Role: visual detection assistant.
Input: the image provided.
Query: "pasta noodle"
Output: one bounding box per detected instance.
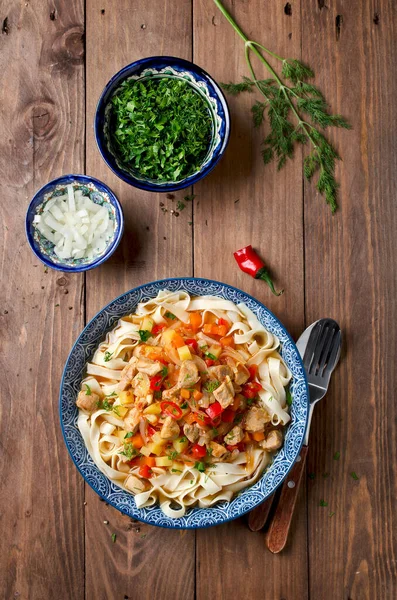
[76,290,292,518]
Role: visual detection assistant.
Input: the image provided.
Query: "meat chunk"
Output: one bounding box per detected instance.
[243,406,270,432]
[178,360,200,388]
[136,357,162,377]
[224,425,244,446]
[125,474,147,493]
[198,429,215,446]
[233,363,250,385]
[213,376,235,409]
[131,372,150,397]
[123,408,141,433]
[260,430,283,452]
[183,423,200,443]
[209,441,228,458]
[117,358,138,391]
[160,416,180,439]
[76,390,99,412]
[207,364,233,382]
[216,421,234,436]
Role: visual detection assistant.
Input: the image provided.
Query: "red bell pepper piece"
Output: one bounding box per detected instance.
[234,245,283,296]
[241,382,263,399]
[139,464,153,479]
[185,338,198,351]
[205,401,223,421]
[205,358,215,367]
[191,443,207,459]
[221,409,235,423]
[150,374,163,391]
[152,323,166,335]
[147,425,157,437]
[217,317,229,328]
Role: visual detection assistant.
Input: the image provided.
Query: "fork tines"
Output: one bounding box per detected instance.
[303,319,341,379]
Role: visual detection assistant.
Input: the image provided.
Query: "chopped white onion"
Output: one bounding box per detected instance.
[34,184,115,262]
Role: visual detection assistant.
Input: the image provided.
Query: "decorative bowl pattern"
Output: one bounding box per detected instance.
[60,278,309,529]
[25,174,124,273]
[95,56,231,192]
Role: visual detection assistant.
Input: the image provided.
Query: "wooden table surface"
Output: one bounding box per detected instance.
[1,1,396,598]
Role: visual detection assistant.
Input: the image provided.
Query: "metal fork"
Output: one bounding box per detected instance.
[265,318,342,552]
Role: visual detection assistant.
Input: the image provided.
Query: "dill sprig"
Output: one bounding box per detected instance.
[214,0,351,212]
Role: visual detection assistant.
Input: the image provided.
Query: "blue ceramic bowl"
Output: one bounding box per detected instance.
[60,278,309,529]
[25,174,124,273]
[94,56,231,192]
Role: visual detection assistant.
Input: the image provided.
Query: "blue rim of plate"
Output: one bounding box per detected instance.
[94,56,231,192]
[25,174,124,273]
[59,278,309,529]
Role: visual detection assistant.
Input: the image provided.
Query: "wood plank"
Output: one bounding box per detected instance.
[302,0,397,598]
[84,2,195,599]
[194,1,308,598]
[0,1,85,598]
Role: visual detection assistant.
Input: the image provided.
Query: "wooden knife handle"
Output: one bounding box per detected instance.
[247,493,275,531]
[265,445,308,553]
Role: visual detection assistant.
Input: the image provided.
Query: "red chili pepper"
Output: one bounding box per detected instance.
[150,374,163,391]
[242,381,263,399]
[233,245,283,296]
[185,338,198,351]
[221,409,235,423]
[191,443,207,459]
[152,323,166,335]
[139,464,153,479]
[205,401,224,421]
[211,414,222,428]
[160,401,183,419]
[147,425,157,437]
[205,358,215,367]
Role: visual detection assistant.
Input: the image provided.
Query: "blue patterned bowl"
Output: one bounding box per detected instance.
[60,278,309,528]
[94,56,231,192]
[25,174,124,273]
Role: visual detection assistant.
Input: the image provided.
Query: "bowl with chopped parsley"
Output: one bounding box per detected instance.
[95,56,230,192]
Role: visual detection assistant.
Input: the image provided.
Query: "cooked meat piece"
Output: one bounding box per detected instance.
[207,364,233,381]
[160,416,180,439]
[233,362,250,385]
[117,358,138,391]
[216,421,234,436]
[183,423,200,443]
[178,360,200,388]
[209,441,228,458]
[213,376,235,409]
[131,372,150,397]
[162,360,199,400]
[224,425,244,445]
[243,406,270,432]
[76,390,99,412]
[198,429,215,446]
[198,390,212,408]
[125,474,147,493]
[136,357,162,377]
[123,408,141,433]
[260,430,283,452]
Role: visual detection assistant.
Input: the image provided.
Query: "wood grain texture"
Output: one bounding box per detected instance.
[0,1,85,598]
[302,0,397,598]
[84,2,195,599]
[248,493,275,532]
[193,2,307,599]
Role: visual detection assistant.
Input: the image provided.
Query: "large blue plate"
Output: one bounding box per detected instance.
[60,278,309,528]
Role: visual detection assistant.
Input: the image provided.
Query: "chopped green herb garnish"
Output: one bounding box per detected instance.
[140,533,147,538]
[190,480,193,484]
[203,380,220,393]
[104,351,113,362]
[212,428,219,436]
[138,330,152,342]
[171,468,182,473]
[160,366,168,377]
[234,414,243,424]
[176,200,186,211]
[200,345,209,352]
[96,399,120,416]
[105,392,117,398]
[168,450,179,460]
[109,77,213,182]
[55,303,60,307]
[111,533,117,543]
[84,384,92,396]
[333,451,340,461]
[322,473,330,479]
[124,432,133,439]
[165,311,176,320]
[350,472,359,481]
[319,499,328,507]
[121,443,138,460]
[180,436,187,443]
[246,398,254,406]
[180,402,188,409]
[194,461,206,472]
[154,390,162,400]
[207,447,213,456]
[205,352,217,361]
[286,388,293,406]
[184,194,196,202]
[308,473,315,480]
[329,512,335,517]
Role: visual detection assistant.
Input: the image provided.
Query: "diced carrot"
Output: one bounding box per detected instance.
[172,333,185,348]
[193,390,203,401]
[184,460,195,467]
[220,335,235,348]
[231,396,241,411]
[203,323,215,335]
[189,312,202,330]
[141,456,156,467]
[252,431,265,442]
[180,389,190,400]
[214,325,228,337]
[217,318,229,327]
[130,433,144,448]
[243,432,251,443]
[184,412,197,425]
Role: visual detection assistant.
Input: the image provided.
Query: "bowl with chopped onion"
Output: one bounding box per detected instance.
[25,174,124,272]
[95,56,231,192]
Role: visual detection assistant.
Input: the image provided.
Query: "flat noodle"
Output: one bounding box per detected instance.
[76,290,292,518]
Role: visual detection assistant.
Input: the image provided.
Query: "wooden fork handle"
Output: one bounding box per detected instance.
[265,445,308,553]
[248,493,275,531]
